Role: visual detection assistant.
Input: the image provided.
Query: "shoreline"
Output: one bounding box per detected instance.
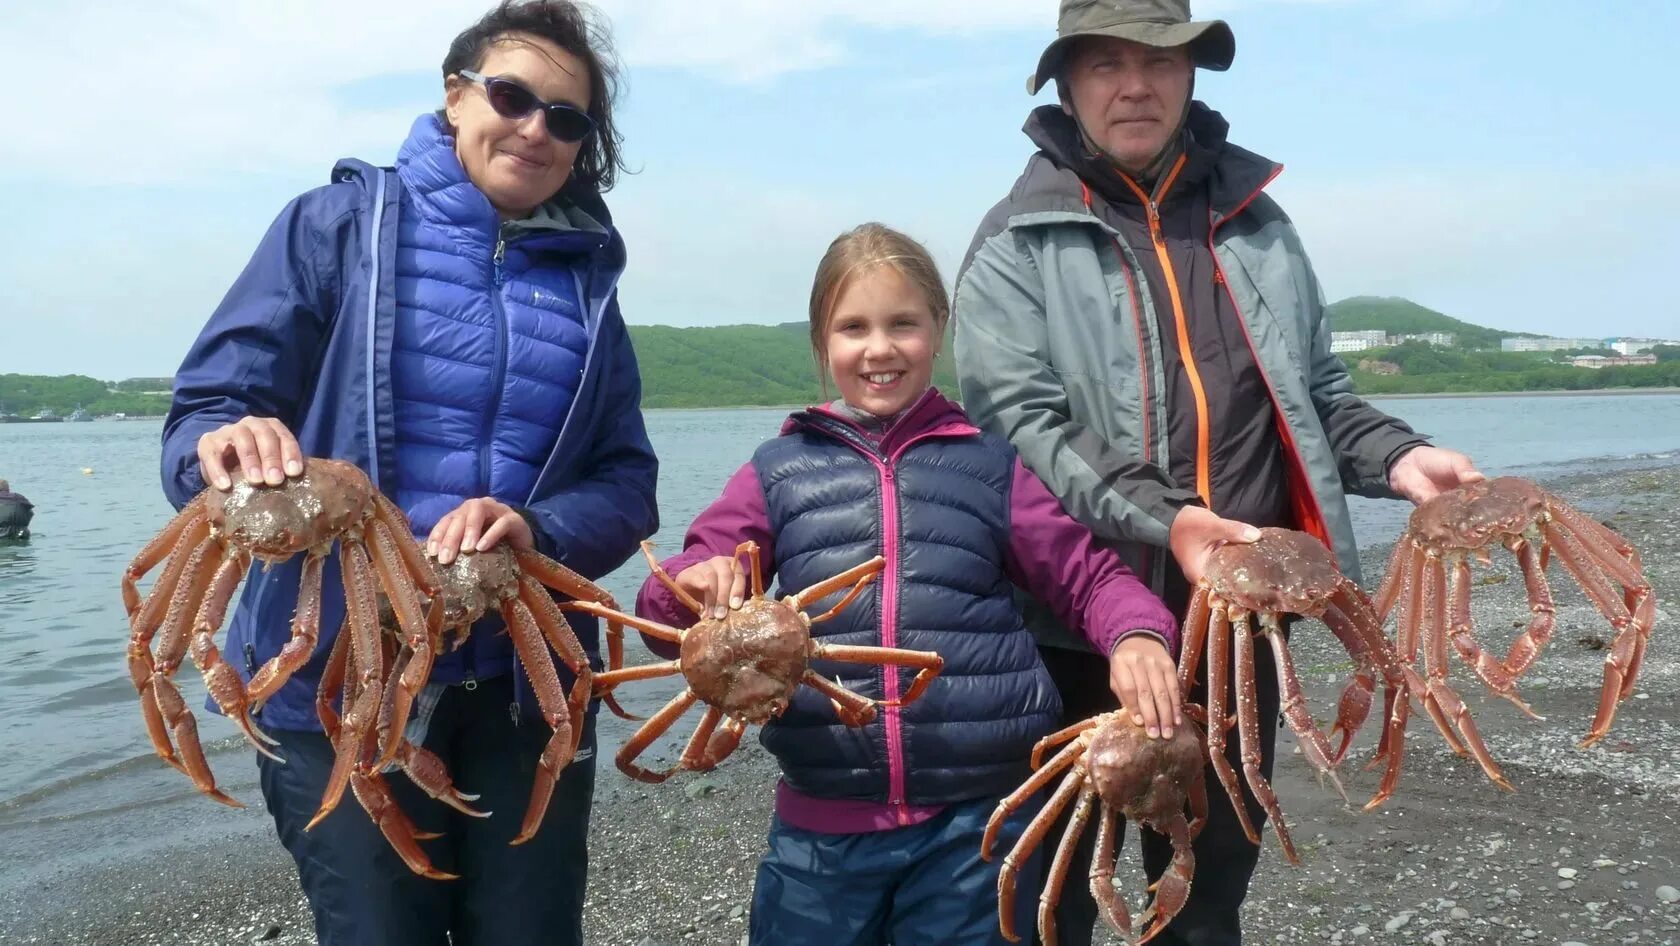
[5,457,1678,945]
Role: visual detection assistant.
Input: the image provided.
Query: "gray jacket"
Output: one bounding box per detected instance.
[954,104,1425,647]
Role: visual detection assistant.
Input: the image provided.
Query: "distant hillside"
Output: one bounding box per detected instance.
[627,322,957,409]
[1326,296,1529,351]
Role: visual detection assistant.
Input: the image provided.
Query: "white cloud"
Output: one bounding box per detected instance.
[0,0,1425,181]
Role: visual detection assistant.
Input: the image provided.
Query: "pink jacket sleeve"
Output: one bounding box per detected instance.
[634,463,774,658]
[1003,458,1180,656]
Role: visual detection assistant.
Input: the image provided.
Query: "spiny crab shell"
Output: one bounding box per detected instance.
[435,545,523,629]
[208,458,372,562]
[1203,527,1343,615]
[1087,713,1207,825]
[678,598,810,724]
[1407,476,1548,551]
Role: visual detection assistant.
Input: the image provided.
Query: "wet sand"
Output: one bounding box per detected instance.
[4,461,1676,946]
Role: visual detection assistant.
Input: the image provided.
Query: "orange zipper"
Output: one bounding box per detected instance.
[1117,155,1212,506]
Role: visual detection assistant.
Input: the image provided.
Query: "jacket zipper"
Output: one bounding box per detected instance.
[1117,156,1212,507]
[478,235,509,492]
[810,410,963,823]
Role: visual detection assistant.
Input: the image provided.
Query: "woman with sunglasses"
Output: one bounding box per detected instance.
[157,3,656,943]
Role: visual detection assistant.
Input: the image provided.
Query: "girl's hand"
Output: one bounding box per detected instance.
[427,498,534,565]
[1108,634,1182,740]
[196,417,303,490]
[674,555,748,620]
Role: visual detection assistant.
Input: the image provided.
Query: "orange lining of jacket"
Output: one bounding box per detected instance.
[1113,155,1212,506]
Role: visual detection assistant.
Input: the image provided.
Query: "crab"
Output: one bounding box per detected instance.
[1374,476,1656,772]
[1172,527,1448,859]
[561,541,945,782]
[304,543,622,876]
[982,711,1209,946]
[122,458,438,807]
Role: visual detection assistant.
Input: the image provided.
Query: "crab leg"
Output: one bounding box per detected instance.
[1414,555,1470,757]
[788,557,886,615]
[1135,815,1195,945]
[1419,555,1513,791]
[520,577,595,754]
[190,544,279,757]
[122,494,210,617]
[809,643,943,706]
[995,761,1087,944]
[732,540,766,600]
[367,521,437,769]
[1088,806,1132,939]
[309,543,385,828]
[1203,600,1260,846]
[1030,717,1100,769]
[638,541,705,616]
[503,595,578,845]
[1444,551,1540,718]
[1231,609,1298,864]
[1321,594,1413,810]
[390,738,487,818]
[801,669,878,726]
[1176,588,1211,698]
[1500,536,1557,679]
[349,771,456,881]
[127,514,212,775]
[1548,503,1656,701]
[514,548,624,672]
[983,735,1087,859]
[316,617,352,737]
[247,546,327,704]
[1258,612,1346,802]
[615,688,700,783]
[592,659,683,691]
[1037,784,1099,946]
[1544,521,1656,745]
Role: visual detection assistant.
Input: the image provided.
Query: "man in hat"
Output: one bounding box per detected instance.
[953,1,1483,942]
[0,479,34,540]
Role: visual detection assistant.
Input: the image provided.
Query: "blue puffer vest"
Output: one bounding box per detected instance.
[754,407,1061,807]
[387,116,599,682]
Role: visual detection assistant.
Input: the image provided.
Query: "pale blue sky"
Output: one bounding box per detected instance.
[3,0,1676,379]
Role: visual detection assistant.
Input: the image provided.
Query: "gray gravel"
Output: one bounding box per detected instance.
[3,461,1675,945]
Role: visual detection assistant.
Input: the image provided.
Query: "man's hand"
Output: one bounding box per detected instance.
[1109,635,1182,739]
[673,556,748,620]
[1388,446,1484,506]
[1167,505,1260,585]
[196,417,303,490]
[427,498,535,565]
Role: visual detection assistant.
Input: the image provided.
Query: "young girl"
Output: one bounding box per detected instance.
[634,223,1180,945]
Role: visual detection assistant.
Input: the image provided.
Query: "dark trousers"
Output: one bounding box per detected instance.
[258,674,596,946]
[749,794,1044,946]
[1036,640,1282,946]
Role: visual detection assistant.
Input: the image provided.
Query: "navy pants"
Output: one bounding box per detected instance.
[1037,640,1283,946]
[749,794,1043,945]
[258,674,596,946]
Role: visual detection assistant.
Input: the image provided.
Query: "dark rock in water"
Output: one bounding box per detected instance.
[257,924,281,941]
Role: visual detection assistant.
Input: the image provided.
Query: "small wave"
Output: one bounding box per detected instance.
[0,734,247,813]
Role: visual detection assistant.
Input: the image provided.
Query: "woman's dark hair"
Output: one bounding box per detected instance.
[442,0,626,194]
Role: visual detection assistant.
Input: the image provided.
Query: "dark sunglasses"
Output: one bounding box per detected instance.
[458,70,596,143]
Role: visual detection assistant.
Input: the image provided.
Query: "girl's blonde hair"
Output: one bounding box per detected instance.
[807,223,950,381]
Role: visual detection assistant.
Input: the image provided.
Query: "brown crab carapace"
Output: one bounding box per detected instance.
[1376,476,1656,760]
[122,459,438,808]
[983,711,1208,946]
[305,544,621,877]
[562,541,945,783]
[1174,527,1447,859]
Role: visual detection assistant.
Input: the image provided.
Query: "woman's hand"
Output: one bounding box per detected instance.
[1388,446,1484,505]
[196,417,303,490]
[1108,634,1182,740]
[427,498,535,565]
[673,555,748,620]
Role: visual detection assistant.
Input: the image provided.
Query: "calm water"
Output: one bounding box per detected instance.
[0,395,1676,812]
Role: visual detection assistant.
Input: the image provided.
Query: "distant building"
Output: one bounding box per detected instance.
[1329,330,1391,354]
[1571,354,1657,369]
[1398,332,1455,347]
[1608,338,1677,356]
[1502,337,1602,353]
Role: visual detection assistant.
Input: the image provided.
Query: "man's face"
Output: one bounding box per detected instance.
[1060,36,1194,174]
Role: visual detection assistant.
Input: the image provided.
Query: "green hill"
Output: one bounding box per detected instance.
[627,322,957,409]
[1325,296,1528,351]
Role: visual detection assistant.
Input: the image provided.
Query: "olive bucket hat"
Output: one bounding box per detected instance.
[1027,0,1235,94]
